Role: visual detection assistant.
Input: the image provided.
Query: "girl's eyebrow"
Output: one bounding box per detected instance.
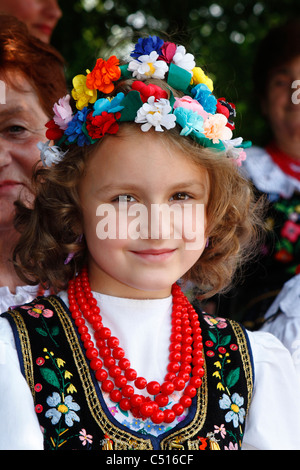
[96,180,207,194]
[0,106,26,118]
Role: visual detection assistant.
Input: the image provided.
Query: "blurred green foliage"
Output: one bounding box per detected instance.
[52,0,299,145]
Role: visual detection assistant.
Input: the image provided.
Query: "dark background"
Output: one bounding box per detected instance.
[51,0,299,146]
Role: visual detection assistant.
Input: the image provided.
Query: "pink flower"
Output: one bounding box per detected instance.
[203,113,232,143]
[174,96,209,120]
[22,304,53,319]
[235,149,246,167]
[53,94,73,130]
[281,220,300,242]
[79,429,93,446]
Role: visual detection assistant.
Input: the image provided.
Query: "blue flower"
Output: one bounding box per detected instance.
[191,83,217,114]
[93,92,125,117]
[130,35,164,59]
[174,107,205,137]
[65,107,90,146]
[219,392,246,428]
[45,392,80,427]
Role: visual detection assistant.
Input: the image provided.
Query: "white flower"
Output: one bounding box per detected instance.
[223,137,247,165]
[172,45,195,73]
[128,51,169,80]
[45,392,80,427]
[135,96,176,132]
[37,141,68,167]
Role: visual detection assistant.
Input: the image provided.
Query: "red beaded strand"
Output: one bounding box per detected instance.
[68,267,204,424]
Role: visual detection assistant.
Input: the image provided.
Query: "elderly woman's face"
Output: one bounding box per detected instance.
[0,72,48,231]
[0,0,62,43]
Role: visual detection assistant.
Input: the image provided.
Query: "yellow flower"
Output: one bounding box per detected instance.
[217,382,225,391]
[66,383,77,394]
[213,371,221,379]
[214,361,222,369]
[56,358,66,368]
[64,370,73,379]
[71,74,97,110]
[191,66,214,91]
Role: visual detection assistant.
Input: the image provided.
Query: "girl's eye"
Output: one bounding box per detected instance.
[114,195,136,203]
[170,192,191,201]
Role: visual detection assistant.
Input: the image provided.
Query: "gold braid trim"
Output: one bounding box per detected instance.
[230,320,254,414]
[7,310,36,402]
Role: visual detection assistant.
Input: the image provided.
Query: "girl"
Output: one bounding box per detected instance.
[1,35,300,450]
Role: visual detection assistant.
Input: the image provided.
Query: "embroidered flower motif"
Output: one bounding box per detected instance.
[21,303,53,319]
[128,51,169,80]
[135,96,176,132]
[92,92,125,116]
[214,424,226,439]
[203,113,233,144]
[130,35,164,59]
[203,314,227,329]
[172,45,195,74]
[224,442,239,450]
[71,74,97,111]
[281,220,300,243]
[191,66,214,91]
[37,141,67,167]
[53,94,73,130]
[219,393,246,428]
[131,81,168,103]
[45,392,80,427]
[86,110,121,139]
[65,107,91,146]
[79,429,93,446]
[173,107,205,137]
[86,56,121,94]
[191,83,217,114]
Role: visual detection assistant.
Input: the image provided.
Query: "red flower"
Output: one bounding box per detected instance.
[159,41,177,63]
[274,248,293,263]
[131,80,168,103]
[216,98,236,130]
[45,119,64,140]
[85,111,121,139]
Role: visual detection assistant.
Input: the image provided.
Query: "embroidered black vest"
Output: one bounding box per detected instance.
[3,295,254,450]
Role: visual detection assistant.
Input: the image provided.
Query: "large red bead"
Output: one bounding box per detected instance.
[125,368,137,381]
[110,389,122,403]
[140,401,154,418]
[89,357,103,371]
[101,379,114,392]
[114,375,127,388]
[161,381,175,395]
[95,368,108,382]
[119,398,131,411]
[146,381,161,395]
[134,377,147,390]
[122,385,134,397]
[151,409,165,424]
[163,409,176,423]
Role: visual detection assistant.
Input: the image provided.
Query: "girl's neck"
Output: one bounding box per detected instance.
[0,228,25,294]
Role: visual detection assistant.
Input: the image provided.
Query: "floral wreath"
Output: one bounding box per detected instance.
[38,35,250,167]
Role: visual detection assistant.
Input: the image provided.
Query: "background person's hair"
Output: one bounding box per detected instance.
[0,14,67,117]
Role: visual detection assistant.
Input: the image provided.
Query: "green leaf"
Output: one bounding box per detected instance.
[219,335,231,346]
[226,367,240,389]
[40,367,61,389]
[35,327,48,337]
[51,326,60,336]
[208,330,217,343]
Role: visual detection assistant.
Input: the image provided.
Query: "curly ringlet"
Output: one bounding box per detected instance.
[13,75,265,297]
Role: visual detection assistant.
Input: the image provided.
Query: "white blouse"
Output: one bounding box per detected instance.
[0,285,44,315]
[261,274,300,377]
[0,291,300,450]
[242,146,300,197]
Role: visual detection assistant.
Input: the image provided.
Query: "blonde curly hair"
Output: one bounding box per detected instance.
[13,77,265,298]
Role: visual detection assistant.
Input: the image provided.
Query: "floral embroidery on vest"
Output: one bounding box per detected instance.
[3,296,253,450]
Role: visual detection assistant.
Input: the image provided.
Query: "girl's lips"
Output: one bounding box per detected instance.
[0,181,23,195]
[130,248,176,261]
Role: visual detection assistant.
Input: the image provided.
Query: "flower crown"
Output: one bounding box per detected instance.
[39,35,250,167]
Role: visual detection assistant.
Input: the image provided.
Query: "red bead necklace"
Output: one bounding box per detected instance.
[67,267,204,424]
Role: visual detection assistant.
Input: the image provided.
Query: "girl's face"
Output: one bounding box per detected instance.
[0,72,49,232]
[78,128,209,299]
